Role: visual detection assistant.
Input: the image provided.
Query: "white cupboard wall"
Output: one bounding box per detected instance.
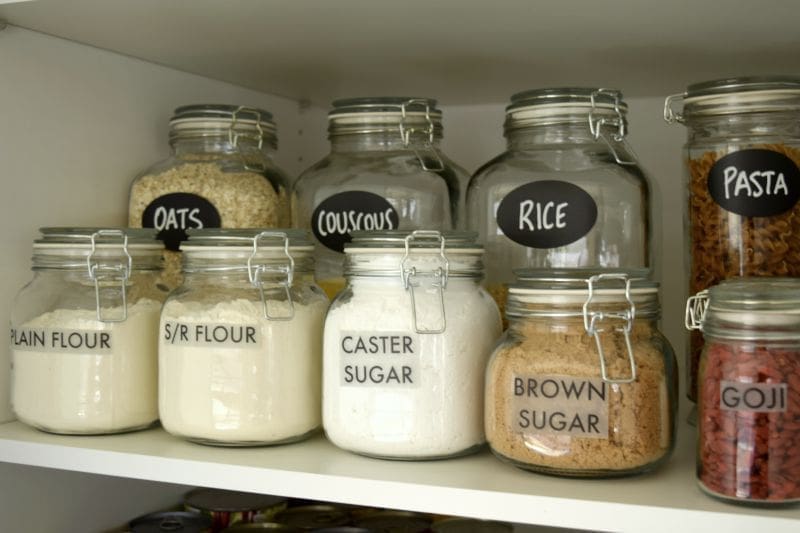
[0,1,798,531]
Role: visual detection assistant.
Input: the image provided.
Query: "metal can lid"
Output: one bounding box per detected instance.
[273,505,351,529]
[221,523,302,532]
[353,510,432,532]
[431,517,514,533]
[184,488,288,513]
[129,511,212,533]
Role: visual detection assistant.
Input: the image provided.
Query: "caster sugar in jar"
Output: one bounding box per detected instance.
[485,271,677,477]
[158,229,328,446]
[686,278,800,504]
[10,228,166,434]
[322,230,501,459]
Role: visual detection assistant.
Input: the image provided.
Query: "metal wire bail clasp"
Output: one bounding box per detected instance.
[588,88,637,166]
[247,231,295,321]
[400,230,449,334]
[230,105,267,173]
[663,93,686,124]
[398,99,444,172]
[87,230,132,323]
[685,290,709,331]
[582,273,637,384]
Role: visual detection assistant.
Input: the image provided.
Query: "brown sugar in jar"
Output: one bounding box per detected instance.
[665,76,800,402]
[485,271,677,477]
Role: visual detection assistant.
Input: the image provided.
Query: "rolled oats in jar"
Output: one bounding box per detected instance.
[129,104,291,288]
[665,76,800,402]
[485,270,677,477]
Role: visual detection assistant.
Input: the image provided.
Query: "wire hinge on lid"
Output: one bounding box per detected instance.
[87,230,132,323]
[685,290,709,331]
[248,231,295,321]
[230,105,268,173]
[398,99,445,172]
[400,230,449,334]
[582,273,637,384]
[588,88,637,166]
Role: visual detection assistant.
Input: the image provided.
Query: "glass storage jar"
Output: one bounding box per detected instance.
[129,104,291,288]
[467,88,652,318]
[10,228,166,434]
[322,230,501,459]
[485,270,677,477]
[291,97,467,297]
[686,278,800,504]
[665,76,800,403]
[159,229,328,446]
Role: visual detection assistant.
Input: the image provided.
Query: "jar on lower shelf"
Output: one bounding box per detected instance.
[485,270,677,477]
[322,230,502,459]
[10,228,167,435]
[687,278,800,504]
[158,230,328,446]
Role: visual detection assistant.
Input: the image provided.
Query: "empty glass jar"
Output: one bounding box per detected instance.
[291,97,467,297]
[467,88,652,317]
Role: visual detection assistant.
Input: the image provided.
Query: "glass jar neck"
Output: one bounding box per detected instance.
[181,268,315,287]
[170,136,276,157]
[685,112,800,143]
[505,122,606,150]
[329,131,442,153]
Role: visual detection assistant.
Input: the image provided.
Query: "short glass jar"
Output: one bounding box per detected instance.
[322,230,501,459]
[158,229,328,446]
[665,76,800,402]
[129,104,292,288]
[686,278,800,504]
[292,97,467,297]
[485,271,677,477]
[10,228,166,434]
[467,88,652,317]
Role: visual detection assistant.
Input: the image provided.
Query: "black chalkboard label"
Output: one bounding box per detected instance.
[496,181,598,249]
[141,192,221,251]
[707,149,800,217]
[311,191,399,252]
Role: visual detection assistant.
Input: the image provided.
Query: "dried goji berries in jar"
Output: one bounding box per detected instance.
[687,277,800,504]
[665,76,800,403]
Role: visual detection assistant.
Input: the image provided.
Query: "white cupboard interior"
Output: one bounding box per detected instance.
[0,1,799,531]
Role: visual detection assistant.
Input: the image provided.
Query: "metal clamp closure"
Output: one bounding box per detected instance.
[685,290,709,331]
[398,99,445,172]
[588,89,637,166]
[247,231,295,321]
[582,273,637,384]
[400,230,449,334]
[229,105,267,173]
[663,93,686,124]
[87,230,131,323]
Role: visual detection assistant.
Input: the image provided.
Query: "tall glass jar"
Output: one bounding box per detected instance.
[322,230,501,459]
[485,271,677,477]
[665,76,800,402]
[158,229,328,446]
[129,104,291,288]
[292,97,467,298]
[10,228,167,434]
[467,88,652,318]
[686,278,800,504]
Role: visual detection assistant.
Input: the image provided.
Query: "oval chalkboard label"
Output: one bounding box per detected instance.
[496,180,598,249]
[707,149,800,217]
[141,192,221,251]
[311,191,400,252]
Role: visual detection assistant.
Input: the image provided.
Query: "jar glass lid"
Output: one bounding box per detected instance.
[181,228,312,252]
[169,103,278,146]
[329,96,441,119]
[506,87,628,115]
[34,227,162,253]
[346,230,480,252]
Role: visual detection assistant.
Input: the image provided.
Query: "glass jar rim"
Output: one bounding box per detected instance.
[345,230,480,252]
[506,87,628,114]
[330,96,441,118]
[169,104,278,147]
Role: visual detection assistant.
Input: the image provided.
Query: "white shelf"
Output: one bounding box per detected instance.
[0,420,797,532]
[2,0,800,104]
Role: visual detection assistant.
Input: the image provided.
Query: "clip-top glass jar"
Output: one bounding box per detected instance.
[129,104,291,288]
[322,230,501,459]
[10,228,166,434]
[686,278,800,504]
[292,97,468,298]
[467,88,652,318]
[665,76,800,403]
[158,229,328,446]
[485,270,677,477]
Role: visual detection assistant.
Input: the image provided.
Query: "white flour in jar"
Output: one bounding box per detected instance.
[159,297,327,444]
[323,280,501,458]
[11,299,162,434]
